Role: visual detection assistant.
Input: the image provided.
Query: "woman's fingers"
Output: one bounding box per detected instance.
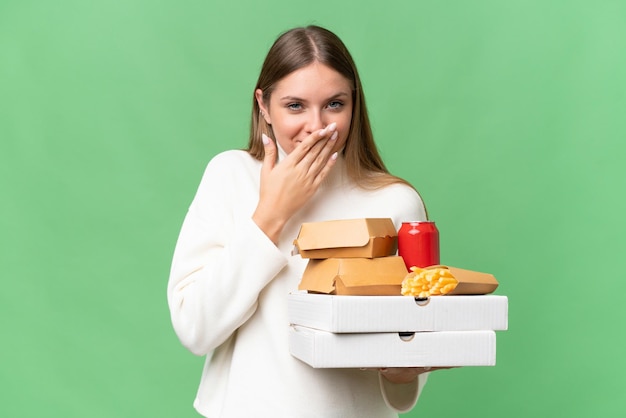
[261,133,277,176]
[378,367,454,384]
[291,125,339,182]
[312,150,338,183]
[303,130,338,178]
[290,122,337,166]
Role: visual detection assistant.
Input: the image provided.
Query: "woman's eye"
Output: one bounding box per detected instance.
[328,101,343,109]
[287,103,302,110]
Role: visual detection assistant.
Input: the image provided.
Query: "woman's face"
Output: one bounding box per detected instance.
[256,62,353,155]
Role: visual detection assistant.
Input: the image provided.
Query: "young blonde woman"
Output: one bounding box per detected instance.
[168,25,442,417]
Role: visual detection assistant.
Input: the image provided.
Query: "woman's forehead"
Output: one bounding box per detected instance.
[271,63,352,100]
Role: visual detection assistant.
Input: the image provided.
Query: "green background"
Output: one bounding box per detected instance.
[2,0,624,416]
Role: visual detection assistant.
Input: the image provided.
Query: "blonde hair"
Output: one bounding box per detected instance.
[247,25,412,190]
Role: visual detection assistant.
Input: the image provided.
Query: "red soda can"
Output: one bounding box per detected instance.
[398,221,440,271]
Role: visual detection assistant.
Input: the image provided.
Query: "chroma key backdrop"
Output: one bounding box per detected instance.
[1,1,624,417]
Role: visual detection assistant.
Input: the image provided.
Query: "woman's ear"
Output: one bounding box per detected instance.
[255,89,271,125]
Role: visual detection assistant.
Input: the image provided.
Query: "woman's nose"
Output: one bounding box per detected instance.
[305,111,325,133]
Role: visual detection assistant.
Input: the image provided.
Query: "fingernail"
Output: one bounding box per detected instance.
[327,122,337,132]
[318,128,327,137]
[331,152,338,160]
[330,131,338,141]
[262,134,270,145]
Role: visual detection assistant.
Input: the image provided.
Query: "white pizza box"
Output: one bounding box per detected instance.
[288,292,508,333]
[289,325,497,368]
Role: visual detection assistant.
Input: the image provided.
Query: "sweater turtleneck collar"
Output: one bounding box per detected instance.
[276,140,288,162]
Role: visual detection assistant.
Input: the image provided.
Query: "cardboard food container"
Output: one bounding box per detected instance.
[298,256,408,296]
[436,266,499,295]
[289,326,497,368]
[288,292,509,333]
[293,218,398,259]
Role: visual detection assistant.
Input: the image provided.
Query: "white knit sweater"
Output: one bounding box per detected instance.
[168,146,429,417]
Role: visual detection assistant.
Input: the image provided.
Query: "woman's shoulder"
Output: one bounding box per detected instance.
[206,149,257,168]
[375,181,428,221]
[375,179,421,200]
[200,149,258,176]
[196,149,259,187]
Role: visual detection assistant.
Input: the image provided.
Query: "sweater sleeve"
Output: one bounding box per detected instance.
[167,154,289,356]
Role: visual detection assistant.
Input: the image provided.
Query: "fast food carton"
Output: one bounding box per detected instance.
[298,258,500,297]
[414,265,500,296]
[288,292,508,333]
[298,256,408,296]
[446,266,499,294]
[293,218,398,259]
[288,326,496,368]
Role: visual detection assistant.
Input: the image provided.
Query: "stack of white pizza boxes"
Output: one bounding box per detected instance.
[288,218,509,369]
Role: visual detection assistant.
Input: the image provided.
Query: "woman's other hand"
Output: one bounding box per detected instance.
[378,367,456,384]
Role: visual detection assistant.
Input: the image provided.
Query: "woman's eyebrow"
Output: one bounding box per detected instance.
[279,92,350,101]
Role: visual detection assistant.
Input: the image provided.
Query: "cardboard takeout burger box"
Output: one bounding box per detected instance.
[288,292,509,333]
[298,256,408,296]
[288,326,496,368]
[293,218,398,259]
